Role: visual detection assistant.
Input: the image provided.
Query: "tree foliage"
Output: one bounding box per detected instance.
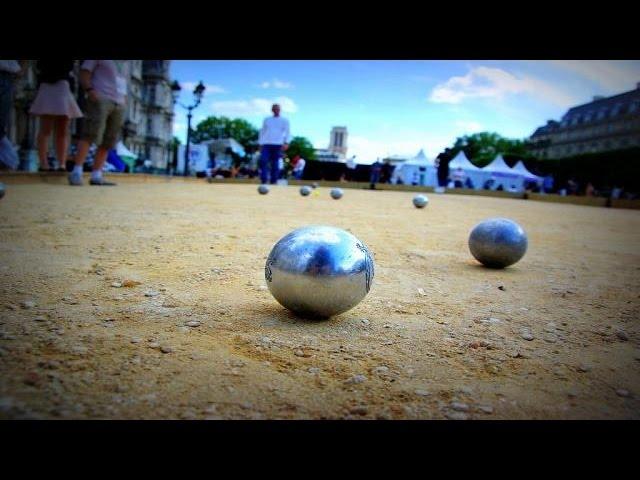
[448,132,535,167]
[285,136,317,161]
[191,116,259,154]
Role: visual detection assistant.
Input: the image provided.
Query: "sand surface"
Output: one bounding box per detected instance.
[0,180,639,419]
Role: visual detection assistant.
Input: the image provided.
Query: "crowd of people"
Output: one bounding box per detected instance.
[1,59,127,186]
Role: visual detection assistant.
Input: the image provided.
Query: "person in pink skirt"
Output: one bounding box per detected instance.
[30,60,82,172]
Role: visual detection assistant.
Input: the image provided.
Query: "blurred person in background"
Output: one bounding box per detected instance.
[30,59,82,172]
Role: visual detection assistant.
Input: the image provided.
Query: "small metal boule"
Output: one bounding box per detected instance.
[258,184,269,195]
[265,225,374,318]
[330,188,343,200]
[468,217,528,268]
[300,186,312,196]
[413,194,428,208]
[311,182,319,189]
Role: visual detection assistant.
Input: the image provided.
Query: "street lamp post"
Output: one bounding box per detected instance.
[171,80,206,176]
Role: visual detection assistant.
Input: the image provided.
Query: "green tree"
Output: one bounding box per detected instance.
[448,132,535,167]
[286,136,317,161]
[191,116,259,154]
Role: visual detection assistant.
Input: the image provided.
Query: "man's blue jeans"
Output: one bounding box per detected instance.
[260,144,281,184]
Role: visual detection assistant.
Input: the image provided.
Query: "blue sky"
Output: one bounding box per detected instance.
[170,60,640,163]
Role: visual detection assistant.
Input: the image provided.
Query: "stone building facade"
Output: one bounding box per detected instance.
[8,60,175,170]
[528,82,640,159]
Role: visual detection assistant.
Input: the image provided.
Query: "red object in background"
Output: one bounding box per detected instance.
[291,154,300,167]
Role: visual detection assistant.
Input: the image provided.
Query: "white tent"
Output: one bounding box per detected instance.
[116,141,137,160]
[393,149,437,186]
[448,151,488,189]
[483,154,525,192]
[512,160,543,182]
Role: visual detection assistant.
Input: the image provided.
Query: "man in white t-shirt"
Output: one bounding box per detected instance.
[258,103,290,184]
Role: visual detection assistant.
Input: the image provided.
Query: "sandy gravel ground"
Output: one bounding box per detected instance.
[0,180,639,419]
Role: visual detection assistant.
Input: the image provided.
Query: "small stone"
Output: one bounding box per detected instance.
[577,364,591,373]
[445,411,468,420]
[21,300,36,309]
[148,342,160,349]
[520,330,534,341]
[160,346,173,354]
[34,316,46,322]
[258,286,268,291]
[450,402,469,412]
[360,319,370,326]
[349,406,368,415]
[478,405,494,414]
[615,389,630,398]
[417,288,427,296]
[144,290,159,297]
[24,372,41,386]
[185,321,201,327]
[308,367,320,374]
[260,336,272,344]
[346,374,367,384]
[415,389,430,397]
[130,337,142,344]
[498,285,506,291]
[293,349,305,357]
[71,345,88,355]
[616,330,629,341]
[374,366,389,375]
[111,282,123,288]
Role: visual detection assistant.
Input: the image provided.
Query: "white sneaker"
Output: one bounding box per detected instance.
[0,136,19,170]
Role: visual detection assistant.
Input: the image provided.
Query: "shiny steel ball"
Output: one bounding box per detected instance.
[300,186,312,196]
[330,188,343,200]
[258,184,270,195]
[468,218,528,268]
[265,225,375,318]
[311,182,319,189]
[0,182,5,200]
[413,194,428,208]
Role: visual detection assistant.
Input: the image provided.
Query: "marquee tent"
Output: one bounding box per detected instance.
[448,151,488,189]
[393,149,437,186]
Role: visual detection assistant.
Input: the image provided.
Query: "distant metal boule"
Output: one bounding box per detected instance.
[258,184,270,195]
[413,194,428,208]
[468,218,528,268]
[300,186,312,196]
[265,225,374,318]
[330,188,343,200]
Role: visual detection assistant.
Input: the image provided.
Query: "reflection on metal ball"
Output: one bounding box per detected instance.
[265,225,374,318]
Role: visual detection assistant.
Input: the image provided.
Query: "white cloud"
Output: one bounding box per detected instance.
[180,81,227,95]
[545,60,640,94]
[454,120,483,133]
[429,66,576,108]
[258,78,293,89]
[211,96,298,117]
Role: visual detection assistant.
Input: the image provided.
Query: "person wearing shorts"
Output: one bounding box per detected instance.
[69,60,128,186]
